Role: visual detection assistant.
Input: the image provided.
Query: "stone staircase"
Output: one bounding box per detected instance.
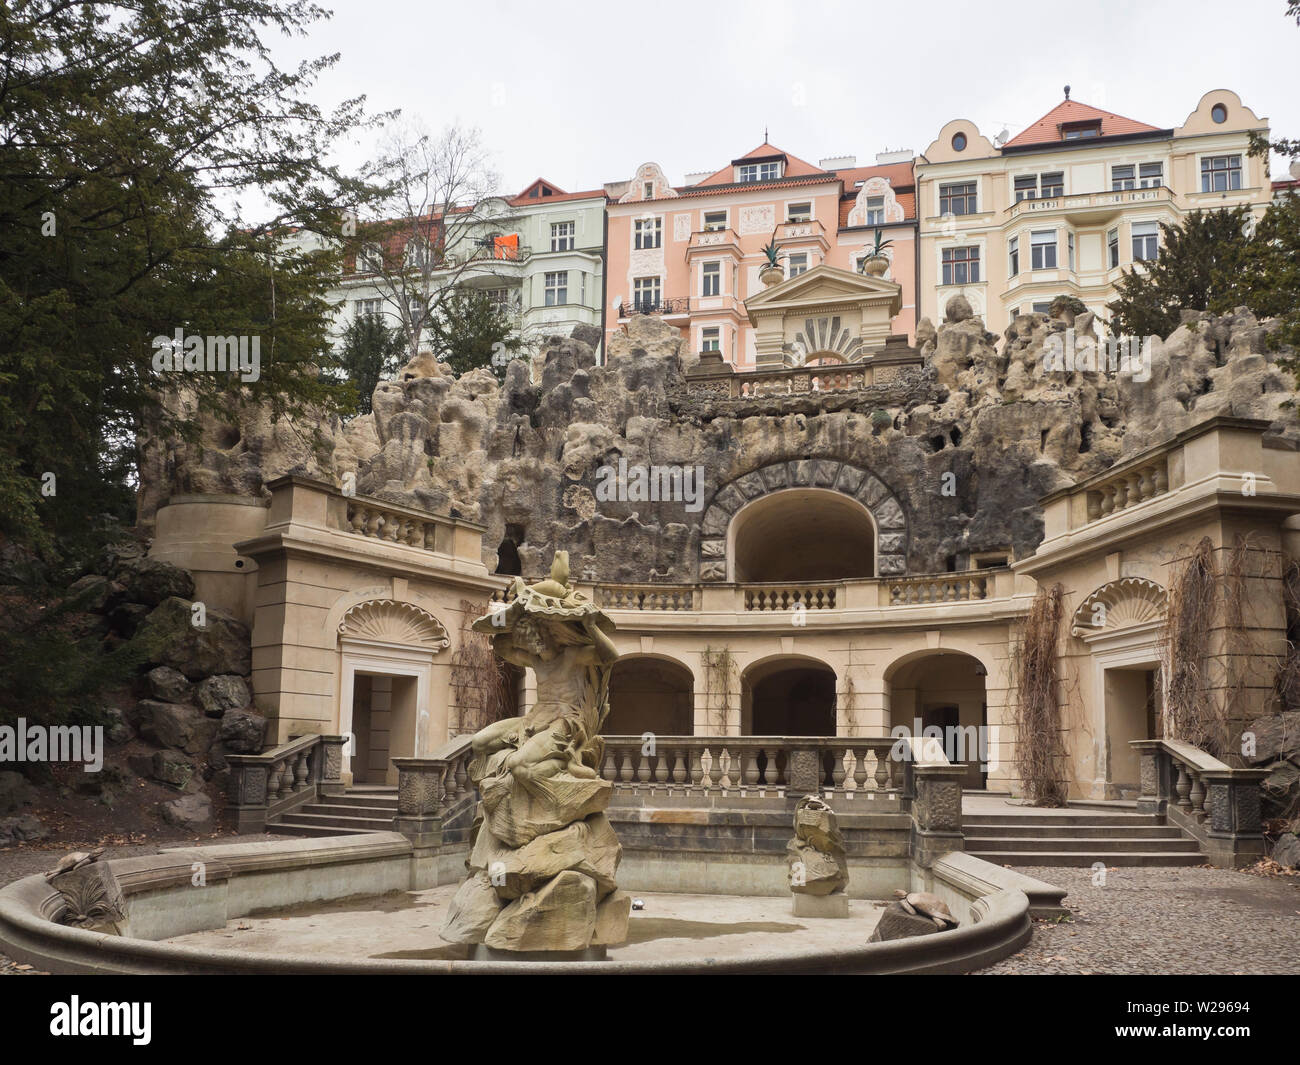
[272,785,400,838]
[964,807,1204,867]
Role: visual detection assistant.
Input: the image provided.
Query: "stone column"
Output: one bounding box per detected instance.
[392,757,446,849]
[1131,739,1164,815]
[224,756,269,833]
[318,735,348,797]
[910,764,966,868]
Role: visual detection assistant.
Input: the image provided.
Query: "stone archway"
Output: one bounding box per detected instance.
[699,460,908,581]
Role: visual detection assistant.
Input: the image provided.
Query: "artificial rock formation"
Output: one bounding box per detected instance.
[138,307,1300,583]
[787,795,849,916]
[440,552,630,953]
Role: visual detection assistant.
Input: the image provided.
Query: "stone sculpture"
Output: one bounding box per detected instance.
[869,890,959,942]
[786,794,849,917]
[440,551,630,954]
[45,847,125,934]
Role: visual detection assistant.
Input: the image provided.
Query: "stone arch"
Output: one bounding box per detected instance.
[698,460,908,581]
[741,655,839,737]
[338,599,450,651]
[605,654,695,736]
[1070,577,1167,638]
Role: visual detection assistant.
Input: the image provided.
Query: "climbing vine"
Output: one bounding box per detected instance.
[449,598,516,736]
[1013,583,1069,806]
[700,646,735,732]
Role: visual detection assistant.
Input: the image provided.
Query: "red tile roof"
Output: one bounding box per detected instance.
[691,142,830,187]
[1002,99,1162,148]
[510,178,607,205]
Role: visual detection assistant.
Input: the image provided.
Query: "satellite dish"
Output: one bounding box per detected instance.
[994,128,1009,147]
[1290,159,1300,180]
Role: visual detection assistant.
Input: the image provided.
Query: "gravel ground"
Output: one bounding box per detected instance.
[976,864,1300,975]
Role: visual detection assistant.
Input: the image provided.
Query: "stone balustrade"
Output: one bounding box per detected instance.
[1132,738,1268,868]
[888,571,990,605]
[344,498,461,553]
[735,364,870,398]
[599,735,905,800]
[595,583,696,611]
[390,737,478,848]
[1085,457,1169,522]
[226,733,348,833]
[742,583,837,611]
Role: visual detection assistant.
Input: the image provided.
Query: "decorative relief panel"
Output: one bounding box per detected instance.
[738,204,775,235]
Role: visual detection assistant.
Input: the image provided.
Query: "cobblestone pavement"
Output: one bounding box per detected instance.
[976,864,1300,975]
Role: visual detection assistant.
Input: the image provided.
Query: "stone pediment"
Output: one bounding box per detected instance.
[744,265,902,318]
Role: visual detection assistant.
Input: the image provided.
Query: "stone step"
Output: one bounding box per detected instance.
[272,822,366,838]
[970,850,1206,868]
[330,793,400,809]
[963,822,1186,839]
[278,811,396,832]
[300,803,397,820]
[962,835,1201,853]
[964,812,1162,827]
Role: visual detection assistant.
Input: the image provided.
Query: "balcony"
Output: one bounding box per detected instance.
[688,228,740,255]
[618,296,691,318]
[457,242,533,265]
[1006,186,1172,222]
[775,218,828,251]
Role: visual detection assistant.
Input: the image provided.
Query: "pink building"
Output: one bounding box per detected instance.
[604,143,917,368]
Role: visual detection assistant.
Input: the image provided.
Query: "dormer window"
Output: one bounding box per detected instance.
[738,161,782,183]
[1061,120,1102,140]
[643,181,654,199]
[786,202,812,222]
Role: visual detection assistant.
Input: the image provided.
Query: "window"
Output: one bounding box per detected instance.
[1032,301,1053,314]
[1108,228,1119,268]
[355,297,382,317]
[1030,230,1057,270]
[703,210,727,232]
[702,261,721,297]
[863,196,885,225]
[1139,162,1163,188]
[1201,154,1242,192]
[1040,172,1063,198]
[1062,121,1101,140]
[1211,103,1228,124]
[941,246,980,285]
[787,252,809,277]
[952,132,967,151]
[634,217,662,250]
[550,221,574,252]
[1010,306,1020,319]
[1112,164,1136,191]
[643,181,654,199]
[408,297,425,331]
[1068,233,1075,272]
[544,271,568,306]
[1014,175,1038,202]
[787,202,812,222]
[701,326,720,352]
[485,288,510,309]
[633,276,660,312]
[738,161,781,182]
[357,243,383,272]
[939,181,977,215]
[1132,221,1159,261]
[1008,236,1019,277]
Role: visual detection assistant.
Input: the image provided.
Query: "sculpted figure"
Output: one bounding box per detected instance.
[441,552,630,954]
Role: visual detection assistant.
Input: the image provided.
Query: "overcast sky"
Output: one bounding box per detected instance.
[274,0,1300,195]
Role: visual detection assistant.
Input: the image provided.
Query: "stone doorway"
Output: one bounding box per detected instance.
[348,673,419,785]
[1103,664,1161,799]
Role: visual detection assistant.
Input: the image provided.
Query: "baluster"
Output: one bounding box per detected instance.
[717,748,732,789]
[731,748,745,791]
[744,748,760,789]
[1153,464,1168,494]
[689,749,704,790]
[619,751,635,783]
[636,749,652,785]
[653,750,670,787]
[294,750,309,791]
[1175,763,1192,810]
[875,748,892,791]
[672,749,688,786]
[701,748,715,790]
[602,749,616,781]
[831,748,847,794]
[454,755,468,798]
[1189,771,1207,821]
[278,759,293,799]
[852,749,868,792]
[266,761,283,800]
[1099,485,1115,516]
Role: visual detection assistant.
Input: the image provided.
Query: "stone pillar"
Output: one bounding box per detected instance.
[910,764,966,868]
[391,758,446,849]
[1201,768,1269,869]
[786,746,823,798]
[224,756,270,833]
[318,735,348,797]
[1131,739,1164,815]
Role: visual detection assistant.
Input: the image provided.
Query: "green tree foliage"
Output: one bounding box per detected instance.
[428,290,523,381]
[1107,207,1258,339]
[335,313,406,415]
[0,0,383,565]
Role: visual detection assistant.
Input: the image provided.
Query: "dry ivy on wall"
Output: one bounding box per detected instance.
[1161,535,1274,763]
[449,598,516,736]
[1013,583,1069,806]
[700,646,735,733]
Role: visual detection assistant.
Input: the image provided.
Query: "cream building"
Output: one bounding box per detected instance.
[915,89,1273,334]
